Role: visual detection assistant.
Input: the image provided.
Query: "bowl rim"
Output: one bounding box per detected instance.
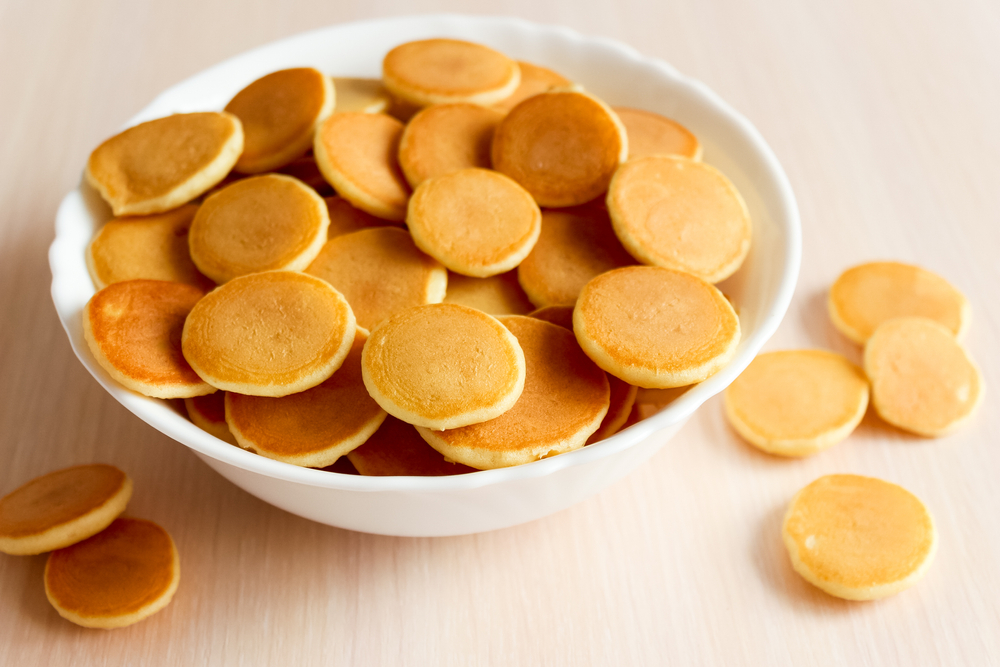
[50,13,801,493]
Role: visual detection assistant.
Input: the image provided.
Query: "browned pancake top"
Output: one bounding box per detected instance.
[398,103,503,187]
[613,107,701,160]
[493,61,571,113]
[383,39,519,104]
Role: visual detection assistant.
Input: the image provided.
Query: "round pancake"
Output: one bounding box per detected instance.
[87,204,212,291]
[418,316,609,469]
[528,305,574,330]
[783,474,937,600]
[444,270,534,315]
[574,266,741,388]
[491,90,627,208]
[607,155,752,283]
[314,112,411,221]
[276,156,335,196]
[0,465,132,556]
[724,350,869,457]
[188,174,329,284]
[347,416,477,476]
[613,107,702,160]
[517,206,635,308]
[306,227,447,330]
[362,303,525,430]
[332,77,391,113]
[407,168,541,277]
[325,196,396,238]
[184,393,238,446]
[182,271,356,397]
[398,103,503,188]
[493,61,572,113]
[635,385,694,406]
[586,376,639,444]
[86,111,243,216]
[84,280,213,399]
[829,261,970,344]
[45,518,180,628]
[225,67,334,174]
[864,317,983,436]
[226,329,387,468]
[382,39,521,107]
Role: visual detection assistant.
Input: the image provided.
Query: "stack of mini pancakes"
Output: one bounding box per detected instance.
[82,38,752,476]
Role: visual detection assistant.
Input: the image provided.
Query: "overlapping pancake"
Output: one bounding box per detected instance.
[528,305,574,330]
[586,376,638,444]
[332,77,391,113]
[347,416,477,476]
[493,61,572,113]
[444,270,534,315]
[398,103,503,187]
[324,196,395,238]
[184,392,238,446]
[275,156,335,196]
[613,107,702,160]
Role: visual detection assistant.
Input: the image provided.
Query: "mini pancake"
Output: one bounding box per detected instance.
[276,156,334,196]
[613,107,702,160]
[305,227,447,330]
[184,392,238,446]
[635,385,694,405]
[829,261,970,344]
[182,271,356,397]
[87,204,212,291]
[362,303,525,430]
[84,280,213,399]
[586,376,639,444]
[493,61,572,113]
[86,111,243,216]
[528,305,574,330]
[417,316,609,469]
[0,465,132,556]
[491,90,627,208]
[332,77,391,113]
[724,350,869,457]
[864,317,983,436]
[444,270,534,315]
[407,168,541,277]
[386,96,422,123]
[226,329,387,468]
[325,196,395,238]
[188,174,329,284]
[574,266,741,388]
[45,518,179,628]
[382,38,521,107]
[607,155,752,284]
[398,103,504,187]
[347,416,477,476]
[320,457,360,475]
[518,206,634,308]
[225,67,334,174]
[783,474,937,600]
[314,112,411,221]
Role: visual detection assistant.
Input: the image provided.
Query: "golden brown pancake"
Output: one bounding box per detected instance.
[608,156,751,284]
[864,317,983,436]
[528,305,574,330]
[325,196,396,238]
[613,107,702,160]
[783,474,937,600]
[347,416,477,476]
[182,271,356,397]
[444,270,534,315]
[275,156,335,196]
[314,112,411,221]
[184,392,238,446]
[492,90,627,208]
[86,112,243,216]
[517,206,634,308]
[493,61,572,113]
[45,518,180,628]
[226,329,387,467]
[829,261,970,344]
[306,227,447,330]
[382,39,521,107]
[724,350,869,457]
[362,303,525,430]
[635,385,694,405]
[84,280,213,398]
[574,266,741,388]
[418,316,609,469]
[188,174,329,284]
[0,465,132,556]
[398,103,503,187]
[87,204,213,291]
[407,168,541,277]
[586,376,638,444]
[332,77,391,113]
[225,67,334,174]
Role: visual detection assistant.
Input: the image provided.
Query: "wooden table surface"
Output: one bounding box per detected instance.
[2,0,998,664]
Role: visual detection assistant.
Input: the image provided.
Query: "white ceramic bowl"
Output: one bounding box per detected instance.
[50,15,800,537]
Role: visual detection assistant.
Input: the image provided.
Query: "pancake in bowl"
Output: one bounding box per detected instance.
[324,196,396,238]
[331,77,391,114]
[398,103,503,188]
[492,61,572,113]
[184,392,238,446]
[347,416,477,476]
[443,270,534,315]
[613,107,702,160]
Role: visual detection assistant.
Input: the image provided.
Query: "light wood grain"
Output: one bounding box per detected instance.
[1,0,999,664]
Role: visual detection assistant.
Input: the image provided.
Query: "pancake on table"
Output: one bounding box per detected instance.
[418,316,610,469]
[324,196,396,238]
[224,67,334,174]
[493,61,572,113]
[613,107,702,160]
[84,279,213,399]
[0,464,132,556]
[86,111,243,216]
[607,155,751,284]
[182,271,356,397]
[398,103,503,187]
[184,392,238,446]
[188,174,329,284]
[348,416,477,477]
[305,226,447,331]
[331,77,391,114]
[444,270,534,316]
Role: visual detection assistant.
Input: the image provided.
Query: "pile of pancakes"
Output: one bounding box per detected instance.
[82,37,753,476]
